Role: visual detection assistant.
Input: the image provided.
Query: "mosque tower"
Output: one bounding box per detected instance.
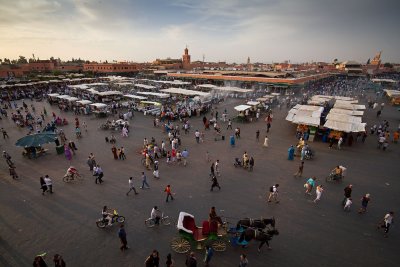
[182,46,191,70]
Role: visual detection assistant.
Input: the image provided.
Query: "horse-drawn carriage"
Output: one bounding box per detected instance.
[170,212,228,254]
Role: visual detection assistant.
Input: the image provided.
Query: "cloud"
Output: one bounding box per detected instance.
[0,0,399,63]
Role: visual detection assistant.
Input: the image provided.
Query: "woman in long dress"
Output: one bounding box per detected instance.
[288,145,295,160]
[64,144,72,161]
[263,135,269,147]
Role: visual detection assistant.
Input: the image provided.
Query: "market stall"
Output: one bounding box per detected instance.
[234,104,252,122]
[90,103,110,118]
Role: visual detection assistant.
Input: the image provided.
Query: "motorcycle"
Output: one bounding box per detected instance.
[96,210,125,228]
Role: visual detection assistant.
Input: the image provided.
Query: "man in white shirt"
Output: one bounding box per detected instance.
[126,177,138,196]
[195,130,200,143]
[44,175,53,193]
[215,160,220,176]
[382,211,394,237]
[151,206,161,225]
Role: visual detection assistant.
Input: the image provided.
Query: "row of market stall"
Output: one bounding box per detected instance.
[286,95,366,141]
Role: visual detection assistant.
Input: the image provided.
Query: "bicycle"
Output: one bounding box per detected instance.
[145,213,171,227]
[63,172,84,183]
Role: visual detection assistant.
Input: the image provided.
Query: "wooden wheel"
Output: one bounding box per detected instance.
[211,240,227,251]
[171,238,191,254]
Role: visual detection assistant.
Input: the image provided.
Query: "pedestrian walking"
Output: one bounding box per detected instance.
[344,198,352,211]
[268,184,279,203]
[227,119,232,130]
[185,252,197,267]
[337,137,343,150]
[249,156,254,171]
[342,184,352,206]
[195,130,200,143]
[126,177,139,196]
[141,172,150,189]
[358,194,370,214]
[304,177,316,195]
[294,161,304,177]
[329,137,335,148]
[203,245,214,266]
[33,255,48,267]
[313,185,323,203]
[44,175,53,194]
[119,147,126,160]
[145,250,160,267]
[111,145,118,159]
[39,177,47,195]
[1,128,9,139]
[87,155,96,171]
[182,148,189,166]
[288,145,295,160]
[210,162,215,176]
[166,253,175,267]
[378,211,394,238]
[53,254,66,267]
[9,165,18,179]
[267,122,271,133]
[215,160,220,176]
[165,184,174,202]
[239,254,248,267]
[94,165,104,184]
[64,144,72,161]
[118,224,129,251]
[263,135,269,147]
[153,161,160,178]
[210,174,221,191]
[256,130,260,141]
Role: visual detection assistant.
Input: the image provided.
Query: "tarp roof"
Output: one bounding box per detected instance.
[160,88,211,96]
[214,86,253,93]
[329,108,364,116]
[286,105,324,126]
[234,104,252,111]
[326,113,362,123]
[196,84,217,89]
[136,91,170,98]
[98,91,123,96]
[123,94,147,100]
[76,100,92,105]
[384,89,400,97]
[333,102,366,110]
[134,84,156,90]
[324,120,366,133]
[65,96,79,102]
[48,93,60,97]
[246,101,260,106]
[90,103,108,108]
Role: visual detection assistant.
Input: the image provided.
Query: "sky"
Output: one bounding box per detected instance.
[0,0,399,64]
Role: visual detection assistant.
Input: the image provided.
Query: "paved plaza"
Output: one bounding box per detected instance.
[0,94,399,267]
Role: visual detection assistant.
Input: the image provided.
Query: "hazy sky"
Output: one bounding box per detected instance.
[0,0,399,63]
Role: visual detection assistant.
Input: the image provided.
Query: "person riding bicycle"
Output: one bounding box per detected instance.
[331,166,343,180]
[151,206,161,225]
[66,166,79,180]
[102,206,113,226]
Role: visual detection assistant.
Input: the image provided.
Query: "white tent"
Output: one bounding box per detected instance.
[124,94,147,100]
[196,84,217,89]
[326,113,362,123]
[65,96,79,102]
[286,105,324,127]
[136,92,170,98]
[214,86,253,93]
[55,95,70,99]
[334,102,366,110]
[48,93,60,97]
[76,100,92,105]
[234,105,252,111]
[329,108,364,116]
[134,84,156,90]
[324,120,366,133]
[160,88,211,97]
[98,91,123,96]
[90,103,108,109]
[246,101,260,106]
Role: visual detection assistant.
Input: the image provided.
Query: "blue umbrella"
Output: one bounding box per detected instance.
[15,132,57,147]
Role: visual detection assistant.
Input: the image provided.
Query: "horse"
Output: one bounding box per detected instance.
[236,217,276,231]
[238,228,279,251]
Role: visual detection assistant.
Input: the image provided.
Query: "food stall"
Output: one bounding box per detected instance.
[90,103,110,118]
[286,105,324,141]
[76,100,93,115]
[234,104,252,122]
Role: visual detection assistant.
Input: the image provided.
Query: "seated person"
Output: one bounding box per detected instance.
[151,206,161,225]
[332,165,343,180]
[209,206,223,225]
[102,206,113,226]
